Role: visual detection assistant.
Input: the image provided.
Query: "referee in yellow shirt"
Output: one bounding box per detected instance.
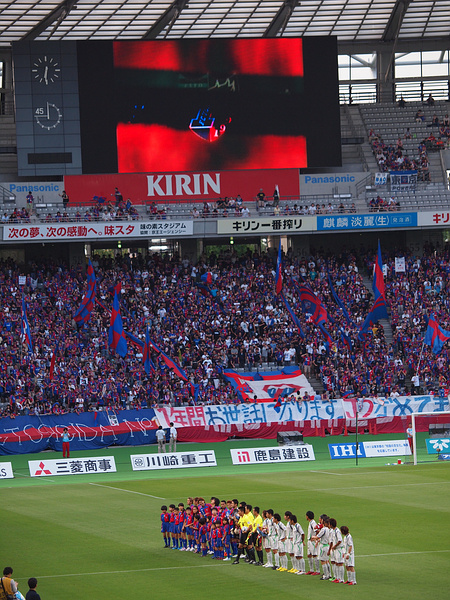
[232,505,255,564]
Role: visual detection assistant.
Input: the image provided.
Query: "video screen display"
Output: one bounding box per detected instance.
[77,38,340,174]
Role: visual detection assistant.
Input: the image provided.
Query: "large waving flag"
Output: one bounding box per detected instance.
[21,295,33,353]
[327,272,353,325]
[49,341,59,380]
[143,326,156,375]
[294,280,329,325]
[358,241,389,339]
[280,292,305,338]
[146,334,188,381]
[74,260,97,324]
[275,240,283,295]
[108,291,128,358]
[424,313,450,354]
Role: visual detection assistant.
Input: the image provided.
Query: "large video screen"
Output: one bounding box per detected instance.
[77,38,340,174]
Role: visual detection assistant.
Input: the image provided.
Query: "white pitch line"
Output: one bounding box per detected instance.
[37,565,223,579]
[36,549,450,579]
[88,482,164,499]
[359,549,450,558]
[310,470,343,476]
[238,480,450,496]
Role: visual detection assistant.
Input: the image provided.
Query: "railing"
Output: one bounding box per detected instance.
[0,98,14,117]
[0,185,15,204]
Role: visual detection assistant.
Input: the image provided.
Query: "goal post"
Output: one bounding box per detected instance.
[411,410,450,465]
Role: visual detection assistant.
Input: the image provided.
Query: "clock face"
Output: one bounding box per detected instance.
[35,102,62,130]
[32,56,61,85]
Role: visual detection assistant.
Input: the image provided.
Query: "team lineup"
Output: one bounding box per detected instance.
[160,497,356,585]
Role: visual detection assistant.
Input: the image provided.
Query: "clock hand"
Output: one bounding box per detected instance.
[47,102,50,120]
[44,66,48,85]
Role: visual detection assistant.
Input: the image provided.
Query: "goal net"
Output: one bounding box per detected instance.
[411,410,450,465]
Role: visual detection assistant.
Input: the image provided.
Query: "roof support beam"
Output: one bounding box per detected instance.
[142,0,189,40]
[21,0,78,41]
[263,0,299,38]
[382,0,411,42]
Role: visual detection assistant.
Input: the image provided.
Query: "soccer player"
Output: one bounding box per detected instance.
[262,510,273,568]
[328,517,345,583]
[306,510,320,575]
[312,516,331,580]
[184,506,194,550]
[222,516,231,561]
[273,513,288,572]
[284,511,295,572]
[290,514,306,575]
[199,517,208,556]
[168,504,176,549]
[340,525,357,585]
[178,503,187,550]
[160,505,170,548]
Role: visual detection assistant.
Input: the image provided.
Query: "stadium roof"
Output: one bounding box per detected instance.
[0,0,449,46]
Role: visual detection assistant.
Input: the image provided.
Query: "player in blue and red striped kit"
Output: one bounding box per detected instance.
[160,505,170,548]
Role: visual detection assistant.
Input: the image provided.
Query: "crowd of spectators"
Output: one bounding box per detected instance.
[368,195,401,212]
[1,242,449,418]
[369,128,431,180]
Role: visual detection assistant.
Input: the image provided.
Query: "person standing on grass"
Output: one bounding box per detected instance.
[61,427,70,458]
[156,425,166,453]
[25,578,41,600]
[340,525,357,585]
[169,422,177,453]
[328,517,345,583]
[312,516,331,580]
[306,510,320,575]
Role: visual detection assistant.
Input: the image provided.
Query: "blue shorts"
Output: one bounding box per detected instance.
[186,527,192,536]
[200,534,207,544]
[161,523,168,533]
[176,523,183,534]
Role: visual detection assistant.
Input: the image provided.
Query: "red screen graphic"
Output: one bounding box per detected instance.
[113,39,307,173]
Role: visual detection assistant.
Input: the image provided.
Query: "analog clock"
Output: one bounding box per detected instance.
[35,102,62,130]
[32,56,61,85]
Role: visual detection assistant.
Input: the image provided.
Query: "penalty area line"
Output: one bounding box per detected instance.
[310,470,343,476]
[88,482,164,500]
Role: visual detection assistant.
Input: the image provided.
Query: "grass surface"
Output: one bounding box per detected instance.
[2,433,449,600]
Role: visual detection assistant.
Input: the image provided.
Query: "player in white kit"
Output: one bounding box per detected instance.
[284,511,295,573]
[261,510,273,568]
[290,514,306,575]
[274,514,288,572]
[306,510,320,575]
[340,525,357,585]
[328,517,345,583]
[312,516,331,580]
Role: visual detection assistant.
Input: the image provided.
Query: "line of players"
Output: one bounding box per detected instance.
[160,497,356,585]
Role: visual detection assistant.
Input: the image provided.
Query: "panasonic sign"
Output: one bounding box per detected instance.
[147,173,221,197]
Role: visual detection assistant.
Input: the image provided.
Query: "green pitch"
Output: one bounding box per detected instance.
[2,433,449,600]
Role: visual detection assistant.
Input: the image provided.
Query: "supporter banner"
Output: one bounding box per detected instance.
[374,172,388,185]
[221,367,315,402]
[156,400,342,429]
[395,257,406,272]
[341,395,449,419]
[3,221,193,243]
[390,170,417,192]
[0,409,159,455]
[328,440,410,459]
[317,212,417,231]
[0,462,14,479]
[426,438,450,454]
[1,399,448,455]
[130,450,217,471]
[230,444,315,465]
[438,454,450,461]
[418,211,450,227]
[64,169,300,205]
[217,216,316,236]
[29,456,116,477]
